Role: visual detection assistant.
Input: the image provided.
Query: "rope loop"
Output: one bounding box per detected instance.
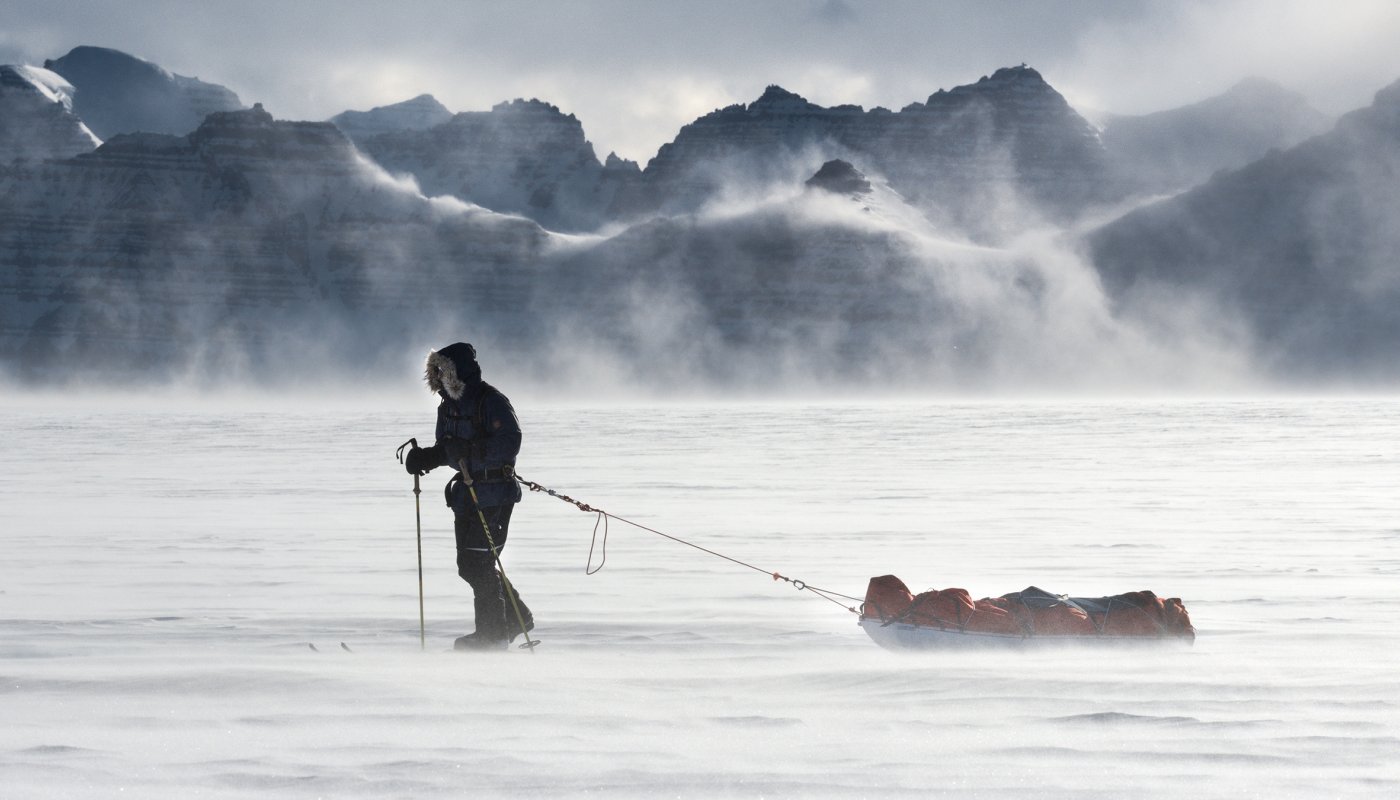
[584,511,608,575]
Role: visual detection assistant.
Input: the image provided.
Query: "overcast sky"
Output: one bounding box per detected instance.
[3,0,1399,162]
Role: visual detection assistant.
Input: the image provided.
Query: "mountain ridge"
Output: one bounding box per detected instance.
[329,93,453,144]
[3,44,1397,387]
[44,45,245,139]
[1088,76,1400,377]
[1099,76,1332,195]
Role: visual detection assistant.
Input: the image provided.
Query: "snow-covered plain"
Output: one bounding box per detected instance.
[3,398,1398,797]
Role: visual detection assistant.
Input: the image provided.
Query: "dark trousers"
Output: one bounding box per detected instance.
[454,503,532,641]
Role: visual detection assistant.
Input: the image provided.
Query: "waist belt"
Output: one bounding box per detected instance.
[469,465,515,482]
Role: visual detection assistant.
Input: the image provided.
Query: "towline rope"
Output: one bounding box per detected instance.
[512,471,864,615]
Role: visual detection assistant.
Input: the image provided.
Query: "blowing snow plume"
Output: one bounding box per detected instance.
[0,76,1256,394]
[523,160,1254,394]
[2,56,1395,393]
[609,67,1114,242]
[1088,77,1400,385]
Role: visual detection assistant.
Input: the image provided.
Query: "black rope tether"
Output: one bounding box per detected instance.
[513,471,864,615]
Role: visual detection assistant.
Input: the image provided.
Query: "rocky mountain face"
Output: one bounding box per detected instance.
[1100,78,1332,196]
[328,66,1327,242]
[341,67,1108,239]
[621,66,1110,239]
[3,46,1397,387]
[354,98,640,232]
[0,98,1125,389]
[43,46,245,139]
[1088,78,1400,378]
[806,159,873,196]
[0,104,546,380]
[0,65,101,163]
[329,94,453,144]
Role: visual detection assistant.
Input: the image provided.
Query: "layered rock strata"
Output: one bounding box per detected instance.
[0,104,545,379]
[356,98,640,232]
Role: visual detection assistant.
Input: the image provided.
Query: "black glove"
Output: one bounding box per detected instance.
[404,446,429,476]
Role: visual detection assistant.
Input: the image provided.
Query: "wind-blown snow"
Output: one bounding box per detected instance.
[2,398,1398,797]
[13,66,77,109]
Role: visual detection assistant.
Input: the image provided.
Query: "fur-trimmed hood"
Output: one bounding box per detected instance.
[425,342,482,400]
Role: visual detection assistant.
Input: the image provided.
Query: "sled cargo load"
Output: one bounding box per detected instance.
[860,575,1195,650]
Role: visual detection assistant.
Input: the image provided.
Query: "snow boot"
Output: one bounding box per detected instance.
[508,614,535,644]
[503,584,534,643]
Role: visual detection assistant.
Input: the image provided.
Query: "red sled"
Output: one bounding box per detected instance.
[860,575,1195,650]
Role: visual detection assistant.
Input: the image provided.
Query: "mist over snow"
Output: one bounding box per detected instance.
[4,46,1388,394]
[1,6,1399,395]
[1089,76,1400,385]
[530,178,1255,393]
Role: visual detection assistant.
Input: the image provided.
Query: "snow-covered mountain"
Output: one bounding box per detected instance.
[328,94,453,144]
[0,98,1135,388]
[620,66,1110,239]
[1100,78,1332,196]
[1088,78,1400,378]
[0,64,101,163]
[43,46,245,139]
[2,47,1397,387]
[355,98,639,232]
[347,66,1108,239]
[0,103,546,380]
[805,159,873,195]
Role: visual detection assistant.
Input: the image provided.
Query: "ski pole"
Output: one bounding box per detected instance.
[396,438,426,651]
[460,458,539,652]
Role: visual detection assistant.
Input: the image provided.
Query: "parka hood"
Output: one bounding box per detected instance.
[425,342,482,400]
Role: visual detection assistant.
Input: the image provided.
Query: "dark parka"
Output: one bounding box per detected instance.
[416,342,524,511]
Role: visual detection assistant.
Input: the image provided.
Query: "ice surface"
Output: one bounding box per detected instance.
[2,398,1399,797]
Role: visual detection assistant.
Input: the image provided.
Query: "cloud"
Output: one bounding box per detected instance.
[810,0,858,26]
[1060,0,1400,115]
